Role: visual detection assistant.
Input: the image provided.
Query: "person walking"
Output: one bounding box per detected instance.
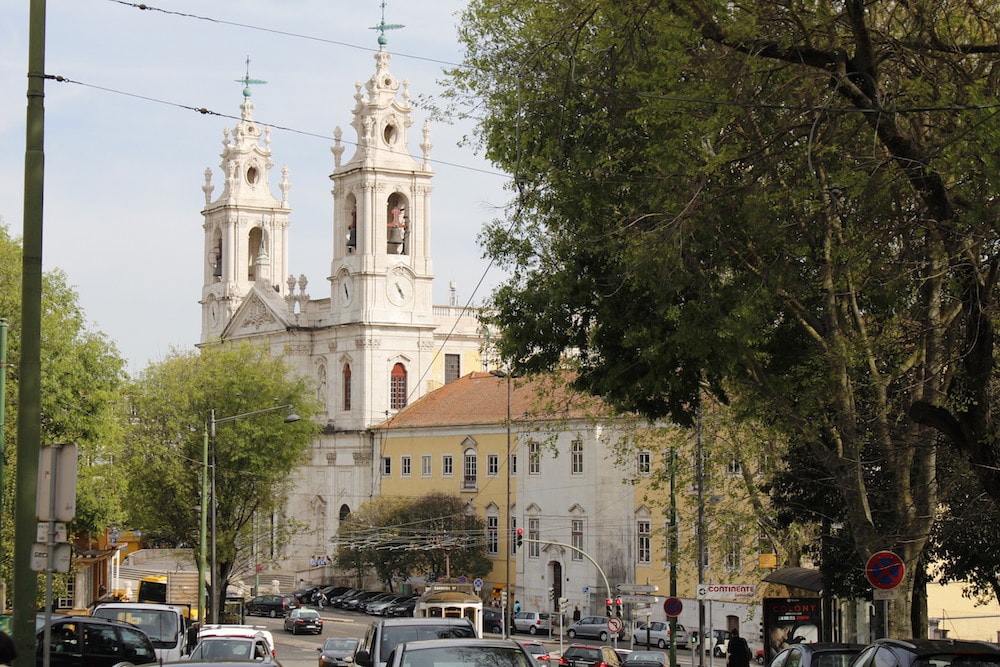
[727,628,752,667]
[513,600,522,614]
[572,606,581,622]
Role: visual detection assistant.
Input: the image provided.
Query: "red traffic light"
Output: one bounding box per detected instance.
[517,527,524,535]
[606,598,613,605]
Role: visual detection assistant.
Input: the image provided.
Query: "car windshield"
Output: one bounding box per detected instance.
[191,639,253,660]
[91,609,178,647]
[401,646,534,667]
[380,625,477,659]
[324,638,360,652]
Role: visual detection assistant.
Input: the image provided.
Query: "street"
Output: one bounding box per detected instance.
[260,607,730,667]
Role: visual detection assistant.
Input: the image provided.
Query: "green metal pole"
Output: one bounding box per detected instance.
[198,425,208,624]
[0,318,8,556]
[16,1,47,664]
[669,448,678,667]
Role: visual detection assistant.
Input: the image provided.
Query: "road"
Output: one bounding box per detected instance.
[260,607,726,667]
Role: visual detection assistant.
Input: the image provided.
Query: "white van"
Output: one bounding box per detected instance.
[91,602,190,662]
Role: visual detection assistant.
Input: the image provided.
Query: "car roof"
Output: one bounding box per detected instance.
[374,617,474,626]
[873,639,1000,654]
[399,638,531,650]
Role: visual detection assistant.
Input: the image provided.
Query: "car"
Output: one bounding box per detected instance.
[849,638,1000,667]
[483,608,506,634]
[197,624,276,657]
[188,635,272,662]
[331,589,364,608]
[767,642,864,667]
[344,591,385,612]
[632,621,689,649]
[624,651,668,667]
[385,597,417,617]
[693,629,731,656]
[37,614,158,667]
[568,616,626,642]
[361,593,398,614]
[318,637,361,667]
[558,644,623,667]
[615,650,633,665]
[246,593,299,618]
[366,594,413,616]
[381,638,537,667]
[353,617,478,667]
[284,607,324,635]
[520,640,551,663]
[512,611,552,635]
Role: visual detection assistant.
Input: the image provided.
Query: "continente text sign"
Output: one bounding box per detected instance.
[696,584,757,600]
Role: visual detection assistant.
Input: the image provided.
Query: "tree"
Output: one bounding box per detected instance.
[0,222,128,585]
[336,492,491,590]
[123,342,320,604]
[447,0,1000,635]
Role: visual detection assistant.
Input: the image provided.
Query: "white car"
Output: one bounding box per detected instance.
[196,625,276,658]
[633,621,689,649]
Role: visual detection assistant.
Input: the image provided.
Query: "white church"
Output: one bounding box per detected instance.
[197,33,488,570]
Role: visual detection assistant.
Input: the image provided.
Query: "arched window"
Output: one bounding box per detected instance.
[339,504,351,521]
[390,363,407,409]
[463,448,477,489]
[343,364,352,411]
[248,227,263,280]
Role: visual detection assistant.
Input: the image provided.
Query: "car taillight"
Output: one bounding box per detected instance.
[558,658,569,666]
[596,662,608,667]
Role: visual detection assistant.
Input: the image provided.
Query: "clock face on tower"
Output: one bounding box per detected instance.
[340,273,354,307]
[386,267,414,306]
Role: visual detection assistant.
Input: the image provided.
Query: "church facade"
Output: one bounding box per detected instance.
[197,37,486,568]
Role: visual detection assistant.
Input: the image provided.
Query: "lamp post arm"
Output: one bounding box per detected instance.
[523,537,611,601]
[212,403,294,425]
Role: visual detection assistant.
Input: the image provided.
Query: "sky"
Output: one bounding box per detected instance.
[2,0,512,374]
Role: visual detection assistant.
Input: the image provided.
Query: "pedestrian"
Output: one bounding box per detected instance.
[727,628,752,667]
[572,605,581,622]
[0,631,15,666]
[514,599,521,613]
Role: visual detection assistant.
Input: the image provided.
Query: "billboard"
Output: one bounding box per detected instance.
[763,597,822,662]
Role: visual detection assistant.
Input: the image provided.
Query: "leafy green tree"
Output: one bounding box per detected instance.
[123,342,320,605]
[0,222,128,586]
[447,0,1000,635]
[336,492,491,590]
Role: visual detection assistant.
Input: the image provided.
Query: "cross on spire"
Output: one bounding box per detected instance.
[235,55,268,98]
[370,0,404,47]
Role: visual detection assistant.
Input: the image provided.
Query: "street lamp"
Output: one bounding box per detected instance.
[203,404,300,624]
[490,369,517,639]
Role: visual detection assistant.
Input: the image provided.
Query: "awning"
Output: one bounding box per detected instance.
[761,567,823,592]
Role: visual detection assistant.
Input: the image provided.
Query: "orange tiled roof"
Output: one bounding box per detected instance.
[377,371,609,429]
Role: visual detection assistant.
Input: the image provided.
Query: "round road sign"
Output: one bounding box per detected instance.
[866,550,905,590]
[608,617,624,634]
[663,596,683,617]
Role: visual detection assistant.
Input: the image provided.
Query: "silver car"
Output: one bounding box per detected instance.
[568,616,626,642]
[512,611,552,635]
[633,621,689,649]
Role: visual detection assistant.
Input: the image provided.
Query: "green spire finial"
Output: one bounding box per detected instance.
[235,56,268,98]
[370,0,404,47]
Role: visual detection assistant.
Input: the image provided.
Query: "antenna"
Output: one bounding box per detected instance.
[370,0,404,46]
[235,56,268,98]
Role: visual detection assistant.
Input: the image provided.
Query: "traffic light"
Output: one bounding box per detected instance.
[606,598,613,617]
[501,591,508,607]
[559,597,568,614]
[516,527,524,550]
[615,597,623,617]
[548,586,555,600]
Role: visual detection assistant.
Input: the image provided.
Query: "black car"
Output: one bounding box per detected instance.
[318,637,361,667]
[850,638,1000,667]
[331,589,365,608]
[385,597,416,617]
[344,590,384,611]
[246,593,299,617]
[37,614,158,667]
[482,608,505,634]
[769,643,864,667]
[559,644,623,667]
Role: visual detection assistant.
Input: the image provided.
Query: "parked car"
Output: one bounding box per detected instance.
[693,629,731,656]
[365,594,412,615]
[344,590,385,612]
[520,640,551,663]
[568,616,625,642]
[330,589,363,608]
[385,597,417,617]
[849,638,1000,667]
[768,643,864,667]
[382,638,537,667]
[624,651,668,667]
[284,607,324,635]
[558,644,623,667]
[318,637,361,667]
[616,650,633,665]
[353,616,478,667]
[246,593,299,618]
[632,621,689,649]
[512,611,552,635]
[483,608,506,634]
[37,614,158,667]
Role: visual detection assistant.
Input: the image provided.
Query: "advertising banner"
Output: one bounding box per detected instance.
[763,597,822,663]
